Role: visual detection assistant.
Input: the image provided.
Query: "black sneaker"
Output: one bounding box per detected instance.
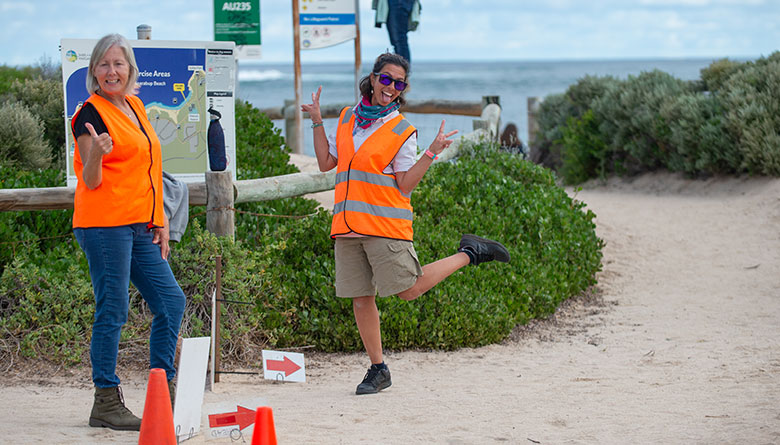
[355,367,392,395]
[458,234,511,265]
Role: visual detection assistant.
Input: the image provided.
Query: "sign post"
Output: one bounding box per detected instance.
[214,0,262,59]
[291,0,361,153]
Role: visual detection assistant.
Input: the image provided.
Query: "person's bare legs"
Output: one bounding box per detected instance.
[351,253,470,362]
[353,296,383,364]
[397,252,470,301]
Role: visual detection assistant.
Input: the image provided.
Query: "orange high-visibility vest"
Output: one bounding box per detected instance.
[72,94,164,229]
[331,106,418,241]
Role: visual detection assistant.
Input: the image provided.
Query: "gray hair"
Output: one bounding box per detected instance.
[85,34,139,95]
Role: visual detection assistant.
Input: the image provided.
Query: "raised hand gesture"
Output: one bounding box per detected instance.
[85,122,113,157]
[301,85,324,124]
[428,120,459,157]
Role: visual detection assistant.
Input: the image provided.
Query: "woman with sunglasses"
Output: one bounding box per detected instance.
[302,53,510,395]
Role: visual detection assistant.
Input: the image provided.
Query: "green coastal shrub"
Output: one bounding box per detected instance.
[532,75,619,170]
[183,99,320,249]
[659,93,737,175]
[0,65,41,94]
[559,110,610,184]
[0,145,603,365]
[1,98,603,367]
[719,53,780,175]
[9,78,65,167]
[534,53,780,182]
[0,168,72,275]
[0,101,51,170]
[0,238,91,364]
[593,70,691,172]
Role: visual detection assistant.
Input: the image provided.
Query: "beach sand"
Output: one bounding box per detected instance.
[2,158,779,444]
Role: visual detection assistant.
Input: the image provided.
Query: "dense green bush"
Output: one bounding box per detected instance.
[0,65,42,94]
[532,75,619,171]
[534,52,780,182]
[0,237,90,364]
[8,78,65,167]
[719,53,780,175]
[560,110,610,184]
[1,98,603,367]
[659,93,736,175]
[0,101,52,170]
[0,168,71,274]
[593,70,691,172]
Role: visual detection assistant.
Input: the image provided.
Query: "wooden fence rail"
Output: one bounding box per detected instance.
[257,98,486,121]
[0,100,501,236]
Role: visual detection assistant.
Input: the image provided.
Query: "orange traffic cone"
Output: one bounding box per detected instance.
[138,368,176,445]
[251,406,277,445]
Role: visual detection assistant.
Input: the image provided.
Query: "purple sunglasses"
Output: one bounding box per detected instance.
[374,72,408,91]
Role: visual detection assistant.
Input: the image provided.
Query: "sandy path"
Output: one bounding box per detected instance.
[2,170,779,444]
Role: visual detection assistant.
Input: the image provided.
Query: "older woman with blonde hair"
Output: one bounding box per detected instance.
[71,33,185,430]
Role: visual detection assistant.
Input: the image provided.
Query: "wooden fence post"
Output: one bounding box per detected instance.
[283,99,301,154]
[205,171,235,238]
[527,96,542,151]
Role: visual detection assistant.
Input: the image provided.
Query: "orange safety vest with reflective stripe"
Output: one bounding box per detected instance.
[72,94,164,229]
[331,106,417,241]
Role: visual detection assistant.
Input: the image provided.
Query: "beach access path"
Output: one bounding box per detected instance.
[2,161,779,444]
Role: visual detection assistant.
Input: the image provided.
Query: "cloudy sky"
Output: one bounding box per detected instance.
[1,0,777,67]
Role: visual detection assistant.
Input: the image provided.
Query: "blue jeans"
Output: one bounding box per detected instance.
[74,223,186,388]
[387,0,414,63]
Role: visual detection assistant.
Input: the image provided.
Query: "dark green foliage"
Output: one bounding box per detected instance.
[0,167,71,274]
[0,237,92,364]
[699,58,742,92]
[533,76,620,170]
[560,110,610,184]
[660,93,736,175]
[8,78,65,168]
[1,98,603,367]
[593,70,691,172]
[0,65,41,94]
[719,53,780,175]
[208,99,319,245]
[533,52,780,183]
[0,101,52,169]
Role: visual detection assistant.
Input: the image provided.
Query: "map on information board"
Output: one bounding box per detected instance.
[61,39,236,186]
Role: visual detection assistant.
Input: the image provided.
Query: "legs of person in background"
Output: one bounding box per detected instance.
[386,0,414,63]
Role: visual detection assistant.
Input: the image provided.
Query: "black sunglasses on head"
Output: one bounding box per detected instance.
[374,72,407,91]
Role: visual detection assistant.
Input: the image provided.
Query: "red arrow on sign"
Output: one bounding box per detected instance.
[208,405,256,430]
[267,356,301,376]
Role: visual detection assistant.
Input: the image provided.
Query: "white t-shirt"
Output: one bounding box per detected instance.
[327,107,418,174]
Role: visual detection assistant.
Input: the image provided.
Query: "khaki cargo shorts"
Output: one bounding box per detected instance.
[334,237,423,298]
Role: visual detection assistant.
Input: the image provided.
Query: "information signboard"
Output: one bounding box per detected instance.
[214,0,262,59]
[61,39,237,186]
[299,0,356,50]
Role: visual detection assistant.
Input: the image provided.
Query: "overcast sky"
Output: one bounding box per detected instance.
[1,0,777,67]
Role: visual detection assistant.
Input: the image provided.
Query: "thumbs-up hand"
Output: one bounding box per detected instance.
[85,122,113,156]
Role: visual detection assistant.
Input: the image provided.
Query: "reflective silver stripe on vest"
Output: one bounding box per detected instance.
[341,108,353,124]
[392,119,411,135]
[334,200,413,221]
[336,170,411,199]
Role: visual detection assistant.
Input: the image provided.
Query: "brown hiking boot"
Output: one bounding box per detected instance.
[88,386,141,431]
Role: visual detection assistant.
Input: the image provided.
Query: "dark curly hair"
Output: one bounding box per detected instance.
[358,53,410,106]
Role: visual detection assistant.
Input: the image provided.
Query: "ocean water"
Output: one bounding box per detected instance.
[237,58,724,157]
